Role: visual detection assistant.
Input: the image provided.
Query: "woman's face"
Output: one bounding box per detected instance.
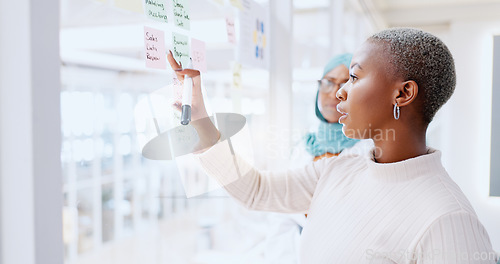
[336,41,397,139]
[318,64,350,123]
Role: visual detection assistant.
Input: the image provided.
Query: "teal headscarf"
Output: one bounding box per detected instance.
[305,122,358,157]
[306,53,358,157]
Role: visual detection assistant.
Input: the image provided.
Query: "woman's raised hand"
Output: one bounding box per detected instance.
[167,50,208,121]
[167,50,220,150]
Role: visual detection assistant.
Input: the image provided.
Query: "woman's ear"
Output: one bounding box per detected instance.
[394,80,418,107]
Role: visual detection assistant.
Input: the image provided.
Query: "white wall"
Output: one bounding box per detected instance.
[0,0,63,263]
[432,19,500,252]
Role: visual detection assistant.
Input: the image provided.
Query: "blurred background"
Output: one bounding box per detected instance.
[1,0,500,263]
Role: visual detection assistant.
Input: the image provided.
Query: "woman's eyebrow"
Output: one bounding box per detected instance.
[350,63,363,70]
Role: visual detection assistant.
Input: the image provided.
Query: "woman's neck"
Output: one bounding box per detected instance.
[372,125,427,163]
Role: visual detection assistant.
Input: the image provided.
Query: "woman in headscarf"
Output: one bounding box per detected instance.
[305,53,359,161]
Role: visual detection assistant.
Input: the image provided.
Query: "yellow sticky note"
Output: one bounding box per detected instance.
[232,62,243,114]
[229,0,242,10]
[232,62,242,90]
[114,0,144,13]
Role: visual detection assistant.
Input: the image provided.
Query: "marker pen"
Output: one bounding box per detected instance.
[181,58,193,125]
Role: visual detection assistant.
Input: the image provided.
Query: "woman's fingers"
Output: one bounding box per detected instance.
[167,50,201,83]
[167,50,204,118]
[173,69,201,97]
[167,50,181,70]
[174,68,200,78]
[167,50,185,81]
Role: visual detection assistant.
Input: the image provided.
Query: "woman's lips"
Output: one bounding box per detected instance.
[336,105,348,124]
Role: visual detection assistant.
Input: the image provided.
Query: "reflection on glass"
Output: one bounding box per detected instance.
[60,65,243,261]
[77,188,93,254]
[101,183,114,243]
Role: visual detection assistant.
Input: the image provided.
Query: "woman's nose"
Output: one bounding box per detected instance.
[336,84,347,101]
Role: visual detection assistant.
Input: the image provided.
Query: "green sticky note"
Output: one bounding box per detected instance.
[172,0,190,30]
[145,0,168,23]
[172,32,190,67]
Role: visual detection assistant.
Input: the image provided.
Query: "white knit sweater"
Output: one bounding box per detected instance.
[198,141,498,263]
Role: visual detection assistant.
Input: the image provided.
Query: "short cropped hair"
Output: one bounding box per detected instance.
[368,28,456,124]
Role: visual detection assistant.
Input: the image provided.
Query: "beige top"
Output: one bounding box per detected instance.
[198,141,497,263]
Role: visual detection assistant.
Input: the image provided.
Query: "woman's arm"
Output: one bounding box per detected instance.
[198,141,325,213]
[167,52,323,213]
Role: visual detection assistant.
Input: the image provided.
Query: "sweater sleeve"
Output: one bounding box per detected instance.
[197,140,324,213]
[415,211,498,264]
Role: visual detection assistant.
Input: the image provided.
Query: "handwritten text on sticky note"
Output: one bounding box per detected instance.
[144,26,166,69]
[190,38,207,72]
[173,0,190,30]
[226,17,236,44]
[145,0,168,23]
[172,32,190,68]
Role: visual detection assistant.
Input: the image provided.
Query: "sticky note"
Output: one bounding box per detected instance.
[113,0,144,13]
[190,38,207,73]
[232,62,242,113]
[232,62,242,89]
[172,32,190,68]
[145,0,168,23]
[172,0,190,30]
[226,17,236,44]
[229,0,242,10]
[144,26,167,69]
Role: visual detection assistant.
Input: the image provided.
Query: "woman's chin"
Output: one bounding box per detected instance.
[340,123,360,139]
[341,125,353,138]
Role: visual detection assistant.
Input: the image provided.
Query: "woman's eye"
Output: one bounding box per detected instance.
[349,74,358,82]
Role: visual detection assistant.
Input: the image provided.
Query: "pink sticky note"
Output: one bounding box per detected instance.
[144,26,166,69]
[190,38,207,73]
[226,17,236,44]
